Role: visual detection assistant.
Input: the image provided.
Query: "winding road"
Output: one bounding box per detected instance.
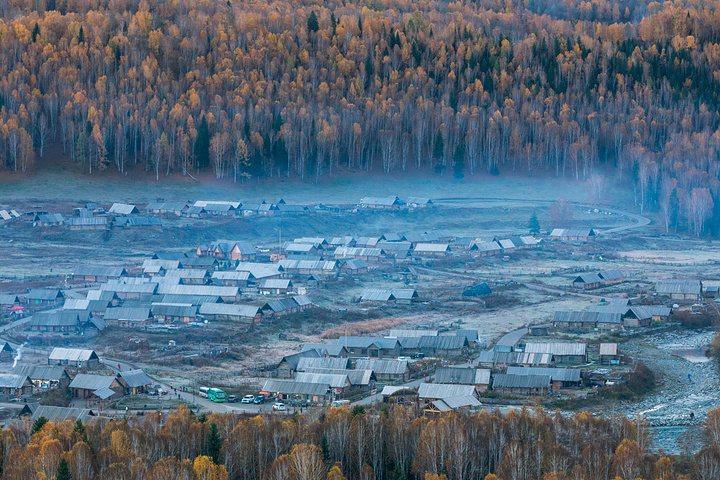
[433,197,651,235]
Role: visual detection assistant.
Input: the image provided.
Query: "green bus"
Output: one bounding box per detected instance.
[199,387,226,402]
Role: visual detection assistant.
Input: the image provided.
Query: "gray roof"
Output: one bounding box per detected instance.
[103,307,152,321]
[118,369,153,388]
[280,350,321,370]
[69,374,116,390]
[155,284,239,297]
[72,266,126,278]
[27,289,63,301]
[388,329,439,338]
[262,379,330,396]
[656,279,702,295]
[15,366,67,382]
[335,247,384,258]
[31,405,95,423]
[493,374,552,389]
[599,270,626,281]
[279,259,338,272]
[599,343,618,356]
[361,288,417,302]
[259,279,292,289]
[211,271,251,282]
[304,368,373,386]
[431,395,481,411]
[418,383,476,399]
[471,240,502,252]
[294,372,349,388]
[506,367,581,382]
[337,336,399,350]
[434,367,491,385]
[99,283,158,294]
[35,213,64,223]
[550,228,597,238]
[30,311,83,327]
[413,243,450,253]
[92,387,116,399]
[524,343,587,356]
[151,303,198,318]
[296,357,350,372]
[418,336,468,350]
[360,196,401,207]
[455,329,479,342]
[263,298,301,313]
[354,359,408,375]
[481,351,553,366]
[0,294,19,305]
[301,344,348,356]
[553,311,622,325]
[573,273,602,284]
[66,217,107,227]
[162,294,222,305]
[199,303,259,318]
[235,262,282,279]
[0,374,30,389]
[49,348,98,362]
[109,203,138,215]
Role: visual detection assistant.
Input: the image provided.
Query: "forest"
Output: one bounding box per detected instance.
[4,405,720,480]
[3,0,720,232]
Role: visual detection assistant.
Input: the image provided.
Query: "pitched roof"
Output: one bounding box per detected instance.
[599,343,618,356]
[492,374,552,389]
[103,307,152,321]
[430,395,480,411]
[434,367,491,385]
[15,366,67,382]
[31,405,95,423]
[550,228,597,238]
[199,303,259,318]
[49,348,98,362]
[66,217,107,227]
[262,379,330,396]
[388,329,439,338]
[72,266,127,278]
[413,243,450,253]
[524,343,587,356]
[27,289,63,301]
[506,367,581,382]
[655,279,702,295]
[599,270,626,281]
[109,203,138,215]
[117,369,153,388]
[155,284,239,297]
[360,196,401,207]
[30,311,84,327]
[294,372,349,388]
[296,357,350,371]
[418,383,476,399]
[337,337,399,350]
[279,350,321,370]
[354,359,408,375]
[0,374,31,389]
[258,279,292,289]
[69,374,116,390]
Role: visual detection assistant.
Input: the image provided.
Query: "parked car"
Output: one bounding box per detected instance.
[411,352,425,359]
[272,402,286,411]
[241,395,255,404]
[289,399,307,408]
[253,395,265,404]
[226,395,238,403]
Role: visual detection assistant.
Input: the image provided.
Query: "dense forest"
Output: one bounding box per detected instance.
[5,0,720,231]
[5,405,720,480]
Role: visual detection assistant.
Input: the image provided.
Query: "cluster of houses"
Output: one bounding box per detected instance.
[0,347,155,407]
[552,299,672,331]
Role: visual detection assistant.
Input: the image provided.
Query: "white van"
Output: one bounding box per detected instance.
[331,400,350,407]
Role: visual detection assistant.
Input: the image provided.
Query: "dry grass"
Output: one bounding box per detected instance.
[320,317,408,339]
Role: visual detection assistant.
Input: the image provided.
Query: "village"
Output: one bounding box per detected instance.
[0,194,717,436]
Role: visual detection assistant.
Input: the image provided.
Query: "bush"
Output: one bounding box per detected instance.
[673,310,716,329]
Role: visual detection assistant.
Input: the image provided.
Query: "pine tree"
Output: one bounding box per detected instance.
[78,26,84,43]
[205,422,222,463]
[32,23,40,43]
[307,11,319,33]
[453,142,465,179]
[330,13,337,37]
[194,115,210,168]
[57,458,70,480]
[31,416,48,435]
[528,212,540,234]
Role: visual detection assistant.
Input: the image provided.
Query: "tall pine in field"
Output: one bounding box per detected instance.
[57,458,70,480]
[528,212,540,234]
[205,422,222,463]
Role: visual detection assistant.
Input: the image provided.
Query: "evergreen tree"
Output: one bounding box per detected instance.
[453,142,465,179]
[307,11,319,33]
[31,416,48,435]
[32,22,40,42]
[330,13,337,37]
[358,15,363,34]
[528,212,540,234]
[320,435,330,460]
[351,405,365,416]
[78,25,84,43]
[56,458,70,480]
[205,422,222,463]
[194,115,210,168]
